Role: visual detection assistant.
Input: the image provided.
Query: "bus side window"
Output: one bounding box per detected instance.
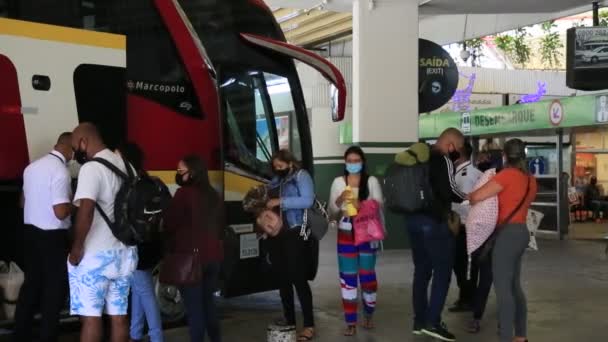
[73,64,126,150]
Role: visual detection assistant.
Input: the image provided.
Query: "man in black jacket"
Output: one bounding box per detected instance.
[408,128,465,342]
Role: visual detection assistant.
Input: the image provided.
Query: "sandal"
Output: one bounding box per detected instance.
[297,327,315,341]
[362,317,374,330]
[344,325,357,336]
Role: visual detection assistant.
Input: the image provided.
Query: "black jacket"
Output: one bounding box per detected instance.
[424,148,466,222]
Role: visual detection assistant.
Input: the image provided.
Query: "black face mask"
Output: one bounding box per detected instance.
[274,169,290,178]
[73,149,88,165]
[448,150,461,163]
[477,162,491,173]
[175,173,191,187]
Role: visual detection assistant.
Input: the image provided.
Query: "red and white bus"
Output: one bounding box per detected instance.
[0,0,345,322]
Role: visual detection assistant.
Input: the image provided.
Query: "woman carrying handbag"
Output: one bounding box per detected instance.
[266,150,318,341]
[328,146,384,337]
[469,139,537,342]
[160,155,224,342]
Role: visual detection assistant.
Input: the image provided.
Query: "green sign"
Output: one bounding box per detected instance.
[419,94,606,138]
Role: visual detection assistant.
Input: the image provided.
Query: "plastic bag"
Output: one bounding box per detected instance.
[526,209,544,251]
[353,200,385,245]
[0,261,24,320]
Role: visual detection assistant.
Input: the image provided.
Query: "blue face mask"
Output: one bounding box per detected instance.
[346,163,363,174]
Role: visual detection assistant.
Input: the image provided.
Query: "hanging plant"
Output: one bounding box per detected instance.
[539,21,564,69]
[512,28,531,67]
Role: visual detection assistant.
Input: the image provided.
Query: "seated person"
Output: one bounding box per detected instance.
[585,177,608,220]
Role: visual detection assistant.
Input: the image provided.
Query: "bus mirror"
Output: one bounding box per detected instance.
[240,33,346,122]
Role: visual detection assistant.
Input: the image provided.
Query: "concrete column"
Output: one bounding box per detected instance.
[352,0,419,146]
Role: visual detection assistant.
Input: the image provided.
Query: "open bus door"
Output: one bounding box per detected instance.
[0,54,29,266]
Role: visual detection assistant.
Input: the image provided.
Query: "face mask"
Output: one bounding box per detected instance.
[73,149,88,165]
[175,172,190,187]
[477,162,491,172]
[448,150,461,163]
[274,168,290,178]
[73,139,89,165]
[346,163,363,174]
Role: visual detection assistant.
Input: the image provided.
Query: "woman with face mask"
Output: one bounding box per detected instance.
[469,139,537,342]
[163,155,224,342]
[266,149,317,341]
[328,146,384,336]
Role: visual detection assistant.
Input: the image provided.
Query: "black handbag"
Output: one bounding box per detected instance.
[301,199,330,241]
[478,175,531,261]
[289,170,330,241]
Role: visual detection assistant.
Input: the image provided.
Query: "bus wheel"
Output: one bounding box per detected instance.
[152,264,186,323]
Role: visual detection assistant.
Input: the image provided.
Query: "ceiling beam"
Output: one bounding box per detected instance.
[285,12,352,39]
[279,9,335,32]
[290,18,353,46]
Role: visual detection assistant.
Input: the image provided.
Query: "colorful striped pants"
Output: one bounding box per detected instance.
[337,218,378,325]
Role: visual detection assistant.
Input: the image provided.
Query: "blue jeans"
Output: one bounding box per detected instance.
[180,263,221,342]
[406,214,454,327]
[130,269,164,342]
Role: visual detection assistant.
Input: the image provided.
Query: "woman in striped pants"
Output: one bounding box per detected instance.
[329,146,384,336]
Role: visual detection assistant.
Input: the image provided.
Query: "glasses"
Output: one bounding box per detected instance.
[177,168,189,174]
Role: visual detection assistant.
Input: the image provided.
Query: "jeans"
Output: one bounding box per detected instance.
[406,214,454,327]
[471,246,493,320]
[493,224,529,342]
[180,263,221,342]
[130,269,164,342]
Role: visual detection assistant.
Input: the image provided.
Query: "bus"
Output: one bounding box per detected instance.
[0,0,345,322]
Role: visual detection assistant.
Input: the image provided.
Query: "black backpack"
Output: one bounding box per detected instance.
[383,148,433,213]
[93,156,172,246]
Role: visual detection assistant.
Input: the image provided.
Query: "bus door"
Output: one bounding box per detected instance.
[0,54,29,265]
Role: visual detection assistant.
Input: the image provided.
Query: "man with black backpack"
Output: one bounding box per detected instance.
[68,123,138,342]
[407,128,466,342]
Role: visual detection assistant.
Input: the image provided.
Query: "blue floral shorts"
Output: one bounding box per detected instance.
[67,247,138,316]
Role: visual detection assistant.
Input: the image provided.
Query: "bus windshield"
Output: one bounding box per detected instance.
[222,69,302,179]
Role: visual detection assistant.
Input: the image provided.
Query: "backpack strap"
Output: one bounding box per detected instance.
[92,157,130,180]
[90,156,133,233]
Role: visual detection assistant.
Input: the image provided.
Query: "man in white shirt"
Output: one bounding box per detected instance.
[449,142,482,313]
[68,123,137,342]
[14,132,74,342]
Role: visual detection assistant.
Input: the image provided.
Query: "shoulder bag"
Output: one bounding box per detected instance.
[159,192,202,286]
[291,170,330,241]
[478,175,531,261]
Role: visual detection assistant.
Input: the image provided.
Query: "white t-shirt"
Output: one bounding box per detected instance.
[23,151,72,230]
[73,149,128,254]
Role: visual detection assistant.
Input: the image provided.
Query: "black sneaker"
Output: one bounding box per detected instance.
[422,323,456,341]
[413,322,425,335]
[448,302,473,313]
